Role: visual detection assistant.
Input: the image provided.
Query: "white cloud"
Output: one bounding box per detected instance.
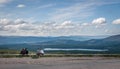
[0,18,35,32]
[14,19,26,24]
[81,23,89,26]
[92,17,106,24]
[0,18,27,26]
[0,18,119,36]
[37,4,55,9]
[0,0,11,4]
[17,4,26,8]
[0,19,78,36]
[0,0,12,7]
[50,1,94,22]
[0,18,12,25]
[55,21,75,29]
[61,21,72,26]
[112,18,120,24]
[105,29,109,32]
[49,0,120,22]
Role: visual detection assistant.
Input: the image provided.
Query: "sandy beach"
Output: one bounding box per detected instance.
[0,57,120,69]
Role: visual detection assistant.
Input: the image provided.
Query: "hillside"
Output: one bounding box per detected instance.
[0,35,106,44]
[0,34,120,54]
[31,34,120,53]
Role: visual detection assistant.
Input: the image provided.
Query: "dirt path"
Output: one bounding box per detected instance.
[0,57,120,69]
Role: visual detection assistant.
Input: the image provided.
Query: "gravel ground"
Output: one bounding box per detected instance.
[0,57,120,69]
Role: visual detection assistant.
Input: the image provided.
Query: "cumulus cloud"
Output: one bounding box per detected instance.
[0,18,101,36]
[0,18,12,25]
[17,4,26,8]
[0,19,78,36]
[14,19,27,24]
[0,18,118,36]
[112,18,120,24]
[0,18,27,26]
[55,21,75,29]
[0,18,35,32]
[92,17,106,24]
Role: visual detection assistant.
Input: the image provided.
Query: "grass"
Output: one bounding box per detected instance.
[0,49,20,54]
[0,54,120,58]
[43,54,120,57]
[0,49,120,58]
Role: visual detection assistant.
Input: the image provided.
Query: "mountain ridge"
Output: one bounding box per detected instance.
[0,35,108,44]
[0,34,120,54]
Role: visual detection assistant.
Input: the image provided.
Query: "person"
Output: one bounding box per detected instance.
[25,48,29,55]
[20,48,26,56]
[20,48,29,56]
[36,48,44,57]
[40,49,44,56]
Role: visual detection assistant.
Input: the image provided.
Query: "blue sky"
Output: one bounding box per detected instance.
[0,0,120,36]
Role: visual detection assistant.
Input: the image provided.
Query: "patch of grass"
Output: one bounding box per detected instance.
[0,49,19,54]
[31,55,39,59]
[0,54,120,58]
[0,49,120,58]
[43,54,120,57]
[100,54,120,57]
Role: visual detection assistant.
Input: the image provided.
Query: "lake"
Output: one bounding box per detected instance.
[44,48,108,52]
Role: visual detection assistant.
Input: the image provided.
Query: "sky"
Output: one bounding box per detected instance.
[0,0,120,36]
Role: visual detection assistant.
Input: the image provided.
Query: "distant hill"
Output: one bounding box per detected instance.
[0,36,56,44]
[34,34,120,48]
[33,34,120,54]
[0,34,120,54]
[0,35,107,44]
